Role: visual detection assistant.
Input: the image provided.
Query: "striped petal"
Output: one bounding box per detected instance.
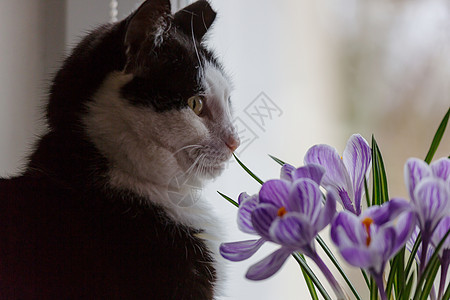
[363,198,412,226]
[304,144,355,213]
[404,158,432,203]
[238,192,252,205]
[340,247,373,270]
[259,179,290,208]
[414,178,450,234]
[392,211,416,254]
[280,164,296,182]
[252,204,278,240]
[342,134,371,215]
[331,211,366,247]
[431,157,450,182]
[431,216,450,252]
[269,213,315,248]
[220,239,265,261]
[314,190,337,232]
[292,164,326,185]
[237,193,259,234]
[369,227,396,274]
[288,178,322,221]
[245,248,292,280]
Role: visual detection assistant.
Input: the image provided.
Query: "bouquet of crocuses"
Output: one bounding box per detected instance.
[219,108,450,300]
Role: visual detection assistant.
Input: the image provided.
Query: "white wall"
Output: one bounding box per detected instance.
[0,0,65,177]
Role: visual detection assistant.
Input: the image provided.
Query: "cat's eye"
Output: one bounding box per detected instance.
[187,95,204,115]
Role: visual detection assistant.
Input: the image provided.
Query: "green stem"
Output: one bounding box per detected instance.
[370,277,378,300]
[361,269,370,289]
[233,154,264,185]
[292,252,331,300]
[424,108,450,164]
[438,262,449,300]
[442,279,450,300]
[316,236,361,300]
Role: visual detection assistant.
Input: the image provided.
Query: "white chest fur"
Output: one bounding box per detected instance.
[83,69,231,297]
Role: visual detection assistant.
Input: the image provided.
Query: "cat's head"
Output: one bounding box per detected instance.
[49,0,239,189]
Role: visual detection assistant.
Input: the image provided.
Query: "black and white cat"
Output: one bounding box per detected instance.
[0,0,239,298]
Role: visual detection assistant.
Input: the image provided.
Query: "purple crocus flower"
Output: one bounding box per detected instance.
[220,164,325,266]
[220,164,327,263]
[404,157,450,272]
[331,198,415,300]
[430,216,450,299]
[220,164,346,298]
[304,134,371,215]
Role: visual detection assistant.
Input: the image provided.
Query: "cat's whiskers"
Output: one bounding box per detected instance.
[198,156,209,178]
[184,153,205,177]
[160,144,202,165]
[194,157,205,178]
[173,144,203,157]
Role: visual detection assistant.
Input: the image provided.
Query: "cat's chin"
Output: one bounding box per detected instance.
[179,160,227,181]
[199,162,227,179]
[174,147,231,179]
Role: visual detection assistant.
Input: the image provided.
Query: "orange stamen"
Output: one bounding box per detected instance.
[277,206,287,217]
[362,217,373,246]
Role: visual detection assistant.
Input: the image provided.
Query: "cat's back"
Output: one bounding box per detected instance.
[0,176,215,299]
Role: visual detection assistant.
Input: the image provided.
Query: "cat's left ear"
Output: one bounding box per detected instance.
[173,0,217,41]
[125,0,172,47]
[124,0,171,73]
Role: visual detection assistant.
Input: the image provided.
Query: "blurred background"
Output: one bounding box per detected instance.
[0,0,448,299]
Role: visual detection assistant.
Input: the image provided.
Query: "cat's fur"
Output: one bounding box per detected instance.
[0,0,239,299]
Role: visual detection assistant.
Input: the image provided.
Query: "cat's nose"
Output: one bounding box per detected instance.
[225,136,240,152]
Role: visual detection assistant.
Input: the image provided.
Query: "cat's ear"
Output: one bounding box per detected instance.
[124,0,171,72]
[173,1,217,41]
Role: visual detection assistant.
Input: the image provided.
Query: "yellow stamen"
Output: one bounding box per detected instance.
[277,206,287,217]
[362,217,373,246]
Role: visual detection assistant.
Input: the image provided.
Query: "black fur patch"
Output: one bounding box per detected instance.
[120,30,206,111]
[0,176,216,299]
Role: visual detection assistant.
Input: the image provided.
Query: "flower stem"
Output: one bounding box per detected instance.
[309,251,346,300]
[420,234,430,276]
[438,261,449,300]
[431,288,437,300]
[374,274,387,300]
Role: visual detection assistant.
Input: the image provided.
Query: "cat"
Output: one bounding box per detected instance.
[0,0,239,299]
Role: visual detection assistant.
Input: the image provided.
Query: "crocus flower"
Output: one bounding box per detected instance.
[304,134,371,215]
[404,157,450,272]
[430,216,450,299]
[220,164,346,299]
[331,198,415,300]
[220,164,326,262]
